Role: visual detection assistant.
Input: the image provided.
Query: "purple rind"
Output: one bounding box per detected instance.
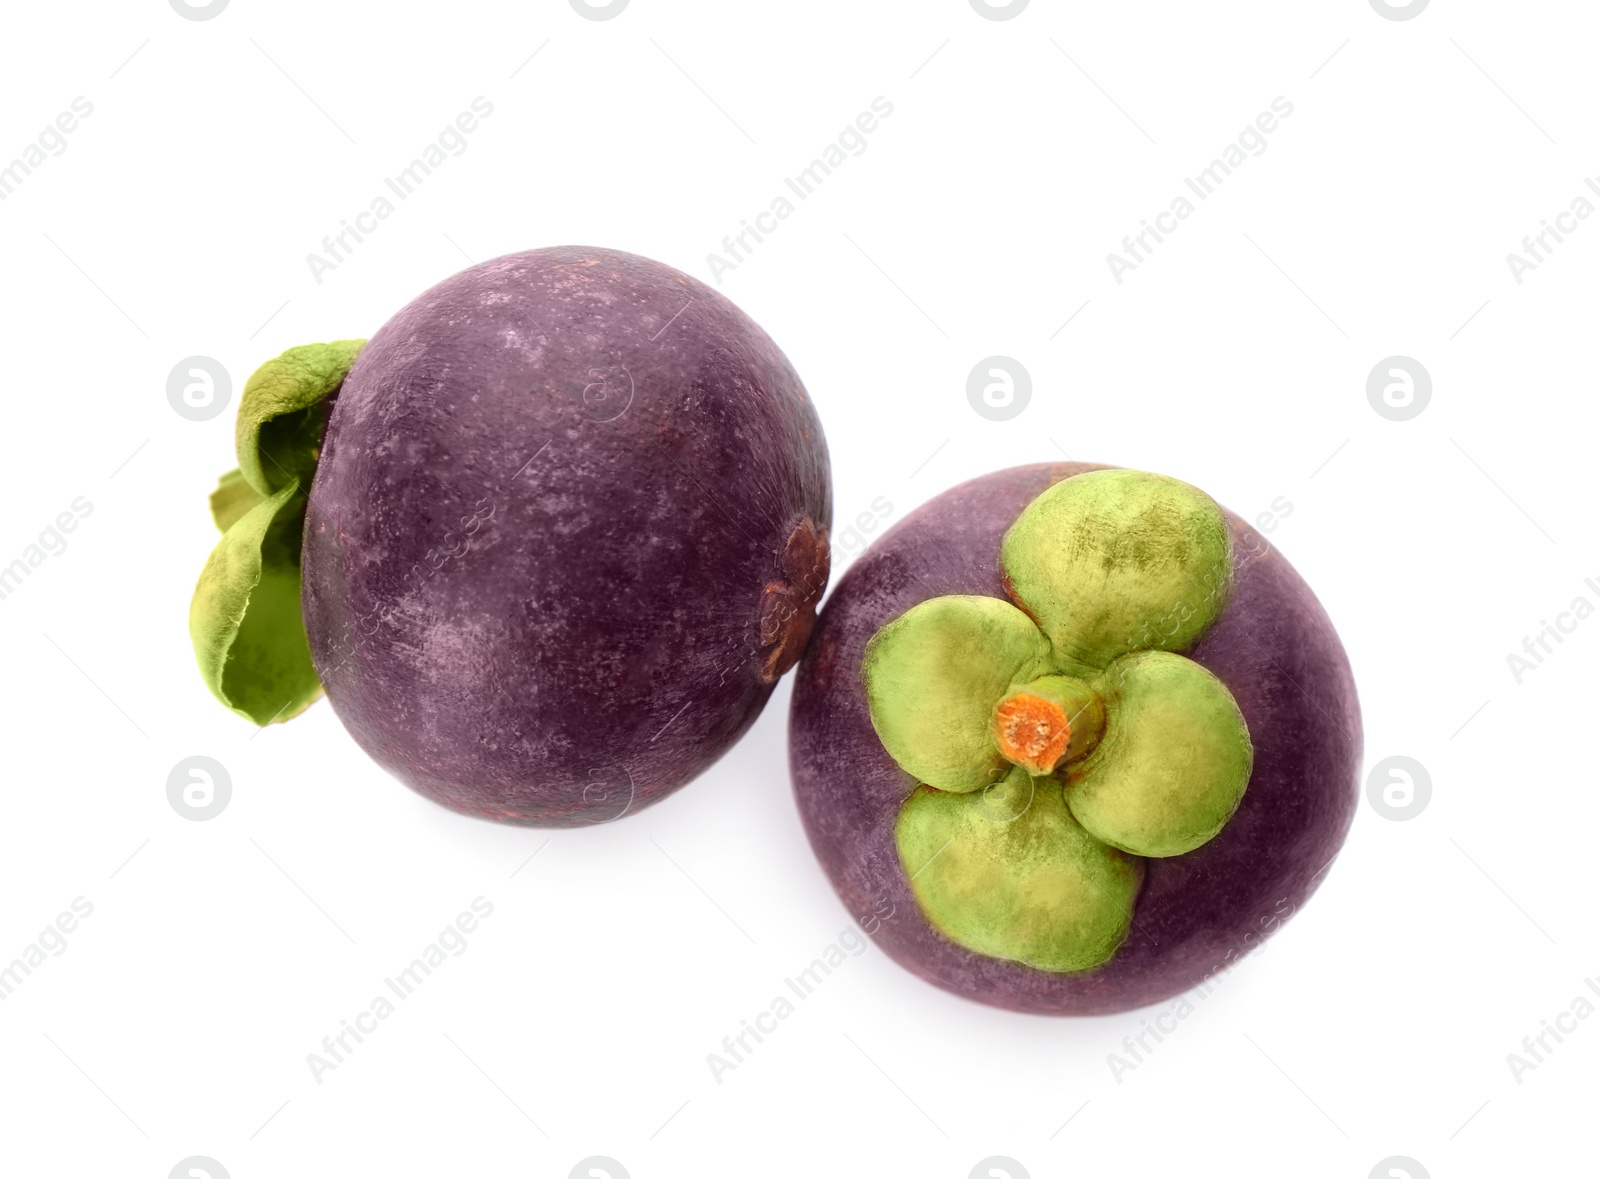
[303,246,830,825]
[788,462,1360,1015]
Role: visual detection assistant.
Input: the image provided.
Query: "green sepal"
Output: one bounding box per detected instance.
[863,595,1050,793]
[1000,469,1234,670]
[189,338,363,725]
[895,766,1144,973]
[208,468,266,533]
[1066,651,1253,857]
[189,482,322,726]
[236,339,365,496]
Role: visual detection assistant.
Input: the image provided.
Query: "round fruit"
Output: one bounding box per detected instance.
[190,246,830,825]
[308,248,830,824]
[789,463,1359,1014]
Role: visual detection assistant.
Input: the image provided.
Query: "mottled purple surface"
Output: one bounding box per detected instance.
[789,463,1360,1015]
[303,247,830,825]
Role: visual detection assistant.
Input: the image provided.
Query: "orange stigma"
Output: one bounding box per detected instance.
[993,694,1072,775]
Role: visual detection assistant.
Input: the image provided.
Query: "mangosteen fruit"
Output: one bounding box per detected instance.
[788,463,1359,1014]
[190,246,830,825]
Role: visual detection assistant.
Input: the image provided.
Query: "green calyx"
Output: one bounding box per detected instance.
[863,595,1049,793]
[236,340,364,495]
[1064,651,1252,858]
[1001,468,1234,668]
[897,767,1144,973]
[865,469,1254,973]
[190,482,319,725]
[188,340,365,725]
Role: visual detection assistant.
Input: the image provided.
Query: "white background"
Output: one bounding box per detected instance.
[0,1,1595,1176]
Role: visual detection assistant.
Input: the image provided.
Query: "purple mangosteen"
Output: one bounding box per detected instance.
[788,462,1360,1015]
[189,247,830,825]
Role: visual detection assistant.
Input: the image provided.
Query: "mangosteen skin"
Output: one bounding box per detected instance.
[303,247,830,826]
[789,463,1360,1015]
